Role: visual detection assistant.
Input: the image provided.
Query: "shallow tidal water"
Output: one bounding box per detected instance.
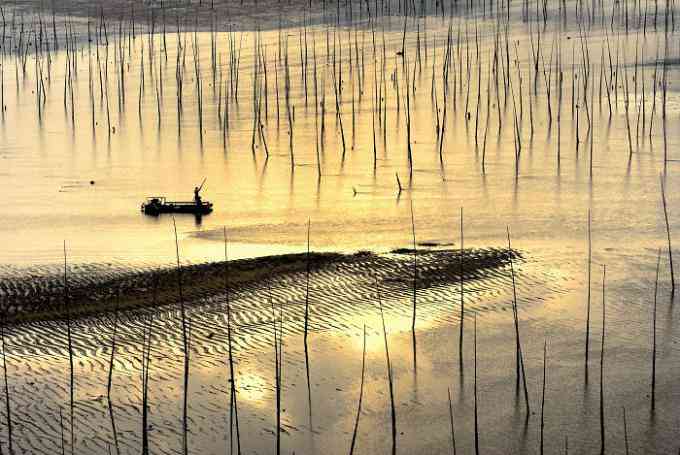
[1,0,680,453]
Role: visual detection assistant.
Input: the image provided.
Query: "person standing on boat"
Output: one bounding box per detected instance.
[194,186,202,206]
[194,178,206,206]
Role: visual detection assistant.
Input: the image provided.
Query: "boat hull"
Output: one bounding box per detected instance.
[141,202,213,216]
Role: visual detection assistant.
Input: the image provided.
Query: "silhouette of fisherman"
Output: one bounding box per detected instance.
[194,178,206,206]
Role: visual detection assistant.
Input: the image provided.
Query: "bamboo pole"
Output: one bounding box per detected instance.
[223,228,241,455]
[348,325,367,455]
[660,175,675,297]
[0,319,11,454]
[376,278,396,455]
[651,249,660,410]
[599,265,606,455]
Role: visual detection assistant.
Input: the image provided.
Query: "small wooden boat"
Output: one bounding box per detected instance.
[141,196,213,216]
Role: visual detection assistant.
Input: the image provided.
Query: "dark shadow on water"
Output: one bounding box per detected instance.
[261,153,270,182]
[480,172,489,204]
[518,411,530,453]
[315,174,321,209]
[411,330,417,373]
[663,293,675,342]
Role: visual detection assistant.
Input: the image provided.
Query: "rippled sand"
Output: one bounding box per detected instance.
[0,245,516,320]
[1,240,677,454]
[0,244,561,454]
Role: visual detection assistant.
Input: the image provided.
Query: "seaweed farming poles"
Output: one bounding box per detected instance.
[651,249,660,411]
[473,314,480,455]
[172,219,190,455]
[585,210,592,379]
[270,284,283,455]
[223,228,242,455]
[141,314,153,455]
[348,325,366,455]
[303,220,313,428]
[660,175,675,297]
[459,208,464,364]
[377,278,397,455]
[599,265,606,455]
[507,227,530,413]
[64,241,75,455]
[6,0,680,188]
[0,318,12,454]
